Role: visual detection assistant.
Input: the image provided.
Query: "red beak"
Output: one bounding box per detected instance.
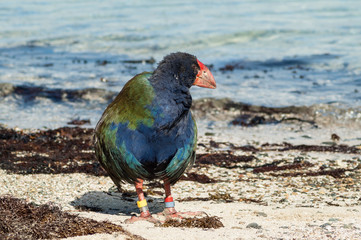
[193,59,216,89]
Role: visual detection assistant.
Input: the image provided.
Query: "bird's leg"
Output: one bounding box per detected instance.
[161,180,205,219]
[124,179,159,224]
[162,180,177,216]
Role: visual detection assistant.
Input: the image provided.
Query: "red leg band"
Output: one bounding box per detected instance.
[165,196,173,203]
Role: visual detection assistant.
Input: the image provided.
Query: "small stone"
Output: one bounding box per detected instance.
[328,218,340,222]
[246,222,262,229]
[255,211,267,217]
[320,223,332,230]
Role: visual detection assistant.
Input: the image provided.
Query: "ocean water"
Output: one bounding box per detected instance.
[1,0,360,129]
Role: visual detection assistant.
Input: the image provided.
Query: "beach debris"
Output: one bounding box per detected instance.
[161,216,224,229]
[246,222,262,229]
[180,172,217,183]
[331,133,341,141]
[0,195,143,240]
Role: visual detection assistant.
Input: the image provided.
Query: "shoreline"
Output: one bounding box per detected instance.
[1,80,361,130]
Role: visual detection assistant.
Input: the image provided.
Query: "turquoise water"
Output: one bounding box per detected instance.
[1,1,360,128]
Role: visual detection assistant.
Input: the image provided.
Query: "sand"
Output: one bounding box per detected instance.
[1,102,361,239]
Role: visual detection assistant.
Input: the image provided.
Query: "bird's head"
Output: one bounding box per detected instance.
[153,52,216,89]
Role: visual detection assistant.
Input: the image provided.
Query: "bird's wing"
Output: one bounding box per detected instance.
[95,126,151,185]
[95,72,155,184]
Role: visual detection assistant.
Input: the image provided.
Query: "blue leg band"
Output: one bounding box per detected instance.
[165,201,175,208]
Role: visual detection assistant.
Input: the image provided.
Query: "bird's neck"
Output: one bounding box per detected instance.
[149,75,192,130]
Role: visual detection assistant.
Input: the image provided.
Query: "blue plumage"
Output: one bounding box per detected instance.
[97,110,196,185]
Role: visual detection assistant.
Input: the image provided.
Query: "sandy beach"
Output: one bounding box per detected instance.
[2,1,361,239]
[1,101,360,239]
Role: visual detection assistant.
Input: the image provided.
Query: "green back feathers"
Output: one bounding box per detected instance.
[101,72,155,130]
[95,72,156,184]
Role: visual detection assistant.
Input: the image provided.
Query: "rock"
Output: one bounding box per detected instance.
[246,222,262,229]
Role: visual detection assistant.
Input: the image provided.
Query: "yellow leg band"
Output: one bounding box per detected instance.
[137,199,147,208]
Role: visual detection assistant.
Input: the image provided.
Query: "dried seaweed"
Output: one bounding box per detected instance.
[239,198,267,205]
[195,153,256,168]
[261,142,360,154]
[0,195,144,240]
[0,127,106,175]
[178,197,210,202]
[205,140,360,154]
[161,216,224,229]
[270,168,347,178]
[209,192,234,202]
[180,172,217,183]
[253,161,314,173]
[178,192,234,203]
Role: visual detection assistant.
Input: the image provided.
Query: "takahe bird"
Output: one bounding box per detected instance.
[94,52,216,223]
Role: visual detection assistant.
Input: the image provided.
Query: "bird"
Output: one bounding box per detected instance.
[94,52,216,223]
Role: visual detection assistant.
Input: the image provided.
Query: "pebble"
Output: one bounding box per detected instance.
[320,223,332,230]
[246,222,262,229]
[255,211,267,217]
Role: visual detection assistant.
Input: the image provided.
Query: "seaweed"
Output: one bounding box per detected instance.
[0,127,106,175]
[195,153,256,169]
[161,216,223,229]
[253,161,314,173]
[261,142,360,154]
[179,192,234,203]
[270,168,347,178]
[0,195,144,240]
[180,172,217,183]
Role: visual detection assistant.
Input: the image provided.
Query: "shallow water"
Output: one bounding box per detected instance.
[1,0,360,128]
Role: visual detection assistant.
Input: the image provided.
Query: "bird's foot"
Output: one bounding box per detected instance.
[159,208,206,220]
[124,215,160,224]
[124,211,160,224]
